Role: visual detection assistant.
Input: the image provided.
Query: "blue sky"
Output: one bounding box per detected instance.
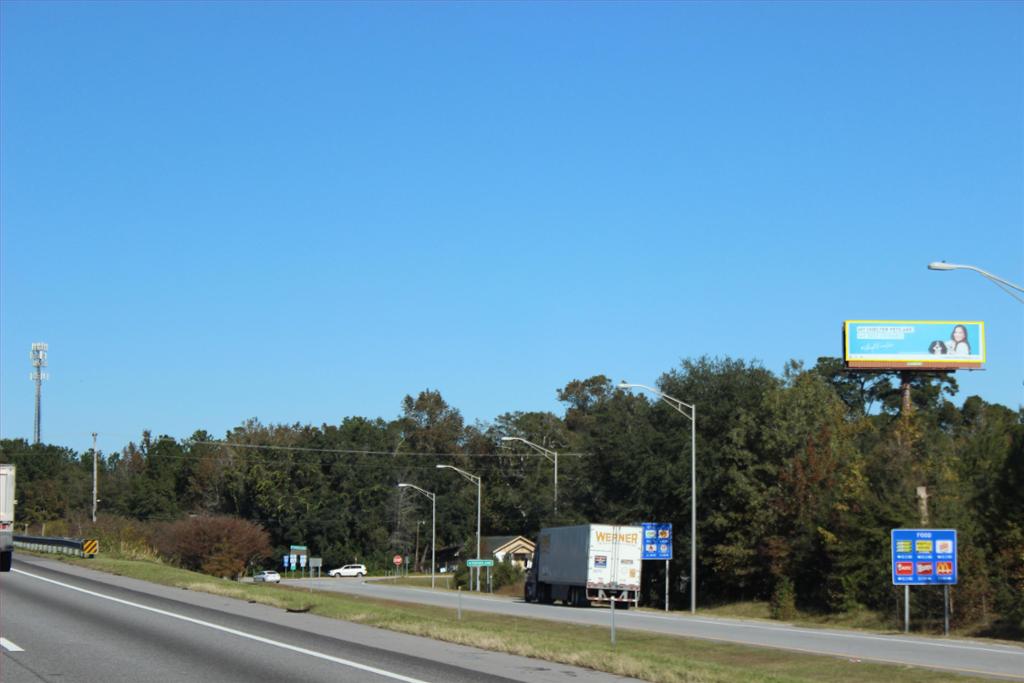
[2,1,1021,454]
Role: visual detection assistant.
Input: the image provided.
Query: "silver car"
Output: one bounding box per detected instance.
[253,570,281,583]
[328,564,367,577]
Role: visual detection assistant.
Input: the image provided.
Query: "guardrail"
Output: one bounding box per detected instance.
[14,535,98,558]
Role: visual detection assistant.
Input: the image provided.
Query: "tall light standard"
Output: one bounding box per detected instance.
[501,437,558,517]
[619,382,698,614]
[398,483,436,589]
[928,261,1024,303]
[436,464,482,592]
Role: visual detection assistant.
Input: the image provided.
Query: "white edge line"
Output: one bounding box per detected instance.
[357,582,1023,657]
[630,612,1024,656]
[1,637,25,652]
[13,570,430,683]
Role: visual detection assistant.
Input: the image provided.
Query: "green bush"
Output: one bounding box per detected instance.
[770,577,797,621]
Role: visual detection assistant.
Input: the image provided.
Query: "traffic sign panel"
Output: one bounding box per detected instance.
[466,559,494,567]
[393,554,403,566]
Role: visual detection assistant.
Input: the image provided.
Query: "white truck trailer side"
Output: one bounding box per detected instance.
[525,524,643,607]
[1,464,15,572]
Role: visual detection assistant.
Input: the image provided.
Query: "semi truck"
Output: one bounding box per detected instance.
[1,464,15,572]
[524,524,642,607]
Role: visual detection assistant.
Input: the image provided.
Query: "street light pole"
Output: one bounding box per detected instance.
[928,261,1024,303]
[619,382,698,614]
[436,464,482,592]
[398,483,436,590]
[500,437,558,517]
[91,432,98,523]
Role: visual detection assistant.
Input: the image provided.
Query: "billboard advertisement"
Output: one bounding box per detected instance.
[641,522,673,560]
[844,321,985,370]
[891,529,957,585]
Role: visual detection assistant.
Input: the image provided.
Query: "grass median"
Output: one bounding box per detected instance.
[40,553,995,683]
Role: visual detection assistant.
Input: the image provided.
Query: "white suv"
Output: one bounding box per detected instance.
[328,564,367,577]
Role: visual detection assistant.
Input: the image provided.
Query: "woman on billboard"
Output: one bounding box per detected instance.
[948,325,972,356]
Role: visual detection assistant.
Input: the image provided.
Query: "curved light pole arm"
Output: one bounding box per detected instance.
[928,262,1024,302]
[618,383,694,420]
[501,437,559,516]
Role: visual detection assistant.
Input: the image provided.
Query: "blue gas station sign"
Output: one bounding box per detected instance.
[891,529,957,585]
[642,523,673,560]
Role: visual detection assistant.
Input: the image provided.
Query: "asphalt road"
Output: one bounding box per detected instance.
[296,576,1024,680]
[0,557,639,683]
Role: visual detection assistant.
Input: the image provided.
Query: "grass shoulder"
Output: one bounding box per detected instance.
[38,553,996,683]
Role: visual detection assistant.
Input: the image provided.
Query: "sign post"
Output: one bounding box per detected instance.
[891,529,957,634]
[642,523,673,611]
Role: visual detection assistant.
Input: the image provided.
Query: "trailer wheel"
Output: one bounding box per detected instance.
[0,550,11,572]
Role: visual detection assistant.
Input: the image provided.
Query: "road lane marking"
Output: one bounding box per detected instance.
[14,570,430,683]
[0,638,25,652]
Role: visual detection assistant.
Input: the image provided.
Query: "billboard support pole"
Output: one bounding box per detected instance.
[904,585,910,633]
[665,560,669,611]
[900,372,913,415]
[944,585,950,636]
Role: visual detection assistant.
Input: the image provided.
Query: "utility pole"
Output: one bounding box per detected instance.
[30,343,49,444]
[92,432,99,523]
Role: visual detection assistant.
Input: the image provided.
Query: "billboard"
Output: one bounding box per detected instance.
[844,321,985,370]
[891,529,957,585]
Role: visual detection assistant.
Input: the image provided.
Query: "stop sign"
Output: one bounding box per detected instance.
[393,554,403,566]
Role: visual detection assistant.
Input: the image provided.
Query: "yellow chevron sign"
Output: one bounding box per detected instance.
[83,539,98,556]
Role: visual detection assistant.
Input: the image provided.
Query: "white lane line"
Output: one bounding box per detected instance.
[13,570,429,683]
[1,637,25,652]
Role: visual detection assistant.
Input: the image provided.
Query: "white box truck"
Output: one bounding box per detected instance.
[1,464,15,572]
[524,524,642,607]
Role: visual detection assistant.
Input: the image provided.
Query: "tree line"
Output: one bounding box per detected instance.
[2,355,1021,635]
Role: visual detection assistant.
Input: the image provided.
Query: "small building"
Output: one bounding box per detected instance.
[480,535,536,569]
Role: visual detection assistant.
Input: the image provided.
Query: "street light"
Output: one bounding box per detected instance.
[928,261,1024,303]
[619,381,698,614]
[397,483,436,589]
[436,464,482,591]
[501,437,559,517]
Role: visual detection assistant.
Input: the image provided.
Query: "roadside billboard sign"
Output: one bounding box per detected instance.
[844,321,985,370]
[642,523,673,560]
[289,544,308,557]
[891,529,957,585]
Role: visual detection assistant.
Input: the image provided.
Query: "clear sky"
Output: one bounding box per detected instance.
[2,1,1021,455]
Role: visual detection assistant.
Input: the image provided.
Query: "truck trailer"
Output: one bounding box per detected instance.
[1,464,15,572]
[524,524,642,607]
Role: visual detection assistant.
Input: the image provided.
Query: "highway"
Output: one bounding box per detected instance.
[0,557,640,683]
[295,576,1024,680]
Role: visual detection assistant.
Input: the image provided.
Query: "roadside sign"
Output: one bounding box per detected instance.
[467,559,494,567]
[282,554,289,568]
[309,557,322,568]
[642,523,673,560]
[290,545,308,556]
[393,554,403,566]
[299,555,307,568]
[891,529,957,585]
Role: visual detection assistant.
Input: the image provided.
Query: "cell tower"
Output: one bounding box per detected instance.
[30,342,49,445]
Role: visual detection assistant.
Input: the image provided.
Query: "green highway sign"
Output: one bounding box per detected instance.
[466,559,494,567]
